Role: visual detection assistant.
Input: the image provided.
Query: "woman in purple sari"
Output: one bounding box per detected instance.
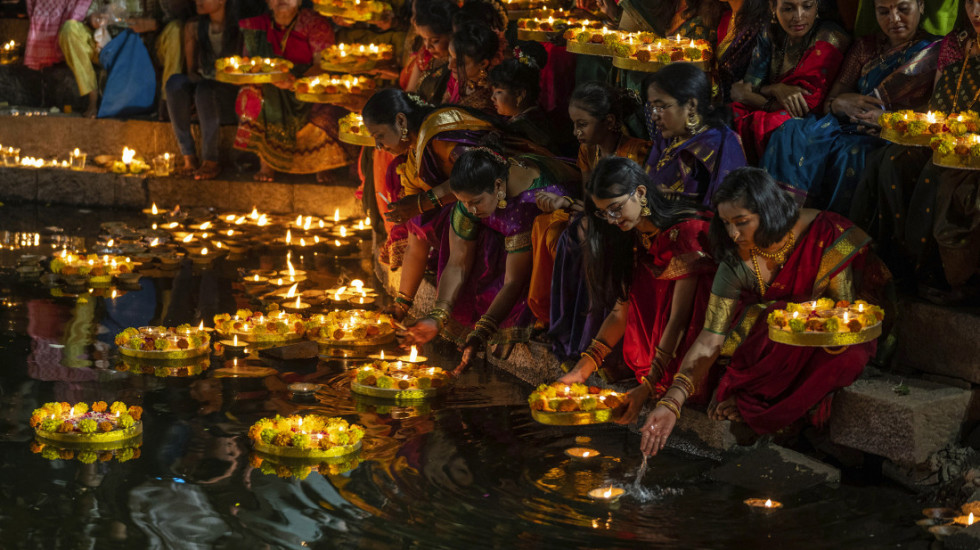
[715,0,769,104]
[643,63,747,206]
[400,148,578,371]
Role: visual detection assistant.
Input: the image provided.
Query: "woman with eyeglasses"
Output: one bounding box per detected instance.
[362,88,553,319]
[635,167,893,456]
[558,158,718,416]
[399,147,578,372]
[526,82,650,365]
[642,63,746,205]
[729,0,851,163]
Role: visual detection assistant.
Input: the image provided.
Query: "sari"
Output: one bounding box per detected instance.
[853,0,958,38]
[527,137,648,327]
[437,154,578,344]
[643,116,747,205]
[715,10,765,105]
[234,10,348,173]
[706,211,892,434]
[762,32,939,214]
[381,107,499,269]
[731,22,850,163]
[624,217,718,405]
[850,32,970,281]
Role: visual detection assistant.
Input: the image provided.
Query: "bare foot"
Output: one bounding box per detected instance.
[194,160,221,180]
[176,155,198,177]
[253,168,275,182]
[710,396,742,422]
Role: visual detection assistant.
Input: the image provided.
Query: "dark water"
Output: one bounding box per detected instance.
[0,206,930,549]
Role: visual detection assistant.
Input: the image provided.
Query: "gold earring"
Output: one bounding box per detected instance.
[497,191,507,209]
[686,112,702,133]
[400,127,409,142]
[640,196,651,217]
[771,11,777,23]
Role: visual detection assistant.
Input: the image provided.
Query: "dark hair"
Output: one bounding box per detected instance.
[488,58,541,108]
[643,63,731,128]
[197,0,241,74]
[734,0,768,32]
[644,0,722,37]
[953,0,977,37]
[570,81,642,127]
[451,23,500,89]
[362,88,436,133]
[453,0,506,31]
[708,167,800,267]
[584,157,706,308]
[413,0,458,35]
[449,147,509,195]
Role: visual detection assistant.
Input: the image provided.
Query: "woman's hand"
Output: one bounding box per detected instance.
[639,405,677,456]
[454,333,486,375]
[398,318,439,347]
[730,81,754,104]
[767,83,811,117]
[272,73,297,90]
[596,0,621,21]
[384,194,423,224]
[535,191,572,214]
[558,357,594,384]
[831,93,885,121]
[614,384,651,425]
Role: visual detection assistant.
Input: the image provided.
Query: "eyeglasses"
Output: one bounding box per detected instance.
[647,102,676,114]
[593,189,636,220]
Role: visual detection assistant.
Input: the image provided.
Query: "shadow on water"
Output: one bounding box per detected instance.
[0,207,927,548]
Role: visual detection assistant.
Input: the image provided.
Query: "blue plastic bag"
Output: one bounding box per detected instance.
[97,29,155,118]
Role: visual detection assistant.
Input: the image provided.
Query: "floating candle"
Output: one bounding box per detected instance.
[587,487,624,502]
[744,498,782,511]
[564,447,600,460]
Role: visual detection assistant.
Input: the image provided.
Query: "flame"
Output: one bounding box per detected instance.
[582,451,590,457]
[304,216,312,230]
[297,416,303,427]
[765,499,773,508]
[300,238,307,246]
[351,279,364,290]
[286,283,298,298]
[201,247,208,255]
[233,334,238,345]
[151,203,158,215]
[257,214,268,226]
[926,111,936,123]
[340,226,347,237]
[333,209,340,222]
[334,286,347,300]
[69,406,75,417]
[199,320,205,330]
[200,221,211,230]
[409,346,418,362]
[603,488,612,498]
[287,259,295,277]
[122,147,136,165]
[249,207,259,220]
[182,234,193,243]
[276,278,283,286]
[858,304,864,313]
[970,513,975,525]
[235,216,246,225]
[380,350,385,360]
[295,214,303,227]
[335,239,341,246]
[285,229,292,245]
[111,289,117,299]
[294,296,302,308]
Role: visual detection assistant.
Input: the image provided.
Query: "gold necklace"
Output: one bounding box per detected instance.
[638,226,660,250]
[750,251,769,296]
[952,38,980,113]
[750,230,795,265]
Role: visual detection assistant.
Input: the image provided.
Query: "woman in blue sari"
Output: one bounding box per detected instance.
[762,0,939,214]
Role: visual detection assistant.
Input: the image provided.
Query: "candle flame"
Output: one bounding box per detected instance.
[333,208,340,222]
[380,350,385,360]
[603,488,612,498]
[286,283,298,298]
[765,499,773,508]
[295,296,302,308]
[200,221,211,230]
[249,207,259,220]
[304,216,312,230]
[297,416,303,427]
[111,289,117,299]
[286,229,292,245]
[201,247,208,255]
[151,203,158,215]
[233,334,238,345]
[287,259,295,277]
[69,406,75,417]
[410,346,418,362]
[858,304,864,312]
[122,147,135,165]
[334,286,347,300]
[182,234,193,243]
[199,320,205,330]
[970,513,975,525]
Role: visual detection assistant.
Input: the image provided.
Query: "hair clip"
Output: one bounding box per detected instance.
[470,146,508,164]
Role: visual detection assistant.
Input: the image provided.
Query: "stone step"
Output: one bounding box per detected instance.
[893,298,980,384]
[0,166,361,216]
[830,372,972,465]
[0,114,237,160]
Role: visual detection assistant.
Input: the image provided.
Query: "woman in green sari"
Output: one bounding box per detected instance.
[234,0,349,182]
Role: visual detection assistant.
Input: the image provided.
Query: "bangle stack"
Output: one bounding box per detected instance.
[580,338,612,369]
[425,307,450,329]
[657,396,682,420]
[669,372,697,401]
[651,345,674,372]
[393,291,414,312]
[466,314,499,347]
[425,189,443,209]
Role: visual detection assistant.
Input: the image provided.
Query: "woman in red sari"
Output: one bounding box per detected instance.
[558,158,717,416]
[729,0,850,162]
[635,168,892,456]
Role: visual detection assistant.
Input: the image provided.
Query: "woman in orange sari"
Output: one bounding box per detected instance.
[730,0,850,163]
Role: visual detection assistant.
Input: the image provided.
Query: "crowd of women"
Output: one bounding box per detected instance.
[347,0,980,456]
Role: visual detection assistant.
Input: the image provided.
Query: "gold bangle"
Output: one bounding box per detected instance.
[580,350,602,369]
[672,372,697,396]
[426,307,450,329]
[656,399,681,420]
[641,376,656,399]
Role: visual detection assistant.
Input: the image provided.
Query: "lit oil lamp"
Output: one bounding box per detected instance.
[744,498,782,512]
[348,295,376,308]
[397,345,427,364]
[284,295,311,314]
[954,512,977,526]
[564,447,600,460]
[219,334,248,357]
[587,487,624,503]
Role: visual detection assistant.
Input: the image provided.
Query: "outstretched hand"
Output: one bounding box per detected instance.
[398,318,439,348]
[384,195,422,225]
[639,405,677,456]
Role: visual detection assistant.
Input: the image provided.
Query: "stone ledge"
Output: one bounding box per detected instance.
[830,373,971,465]
[893,298,980,383]
[0,166,360,215]
[709,443,841,496]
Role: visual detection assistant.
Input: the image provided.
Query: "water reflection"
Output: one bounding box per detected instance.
[0,208,925,548]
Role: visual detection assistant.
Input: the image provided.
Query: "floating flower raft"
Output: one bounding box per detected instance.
[115,325,210,359]
[248,415,364,459]
[767,299,884,347]
[31,401,143,446]
[528,383,626,425]
[351,359,450,399]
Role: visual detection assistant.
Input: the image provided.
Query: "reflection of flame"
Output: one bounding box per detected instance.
[286,283,298,298]
[340,226,347,237]
[182,234,193,242]
[285,230,292,245]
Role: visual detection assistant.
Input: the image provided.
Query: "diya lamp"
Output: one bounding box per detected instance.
[329,286,351,307]
[564,447,601,461]
[954,512,977,526]
[348,295,376,309]
[397,345,427,364]
[587,487,625,503]
[289,382,319,401]
[69,148,86,171]
[744,498,782,512]
[283,295,311,314]
[220,334,249,357]
[274,282,301,302]
[190,247,214,266]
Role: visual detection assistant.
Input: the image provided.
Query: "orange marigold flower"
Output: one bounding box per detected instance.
[92,401,108,412]
[98,421,114,432]
[30,441,44,453]
[128,406,143,421]
[250,455,263,468]
[132,448,141,459]
[29,414,42,428]
[58,449,74,460]
[99,452,113,462]
[56,421,74,433]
